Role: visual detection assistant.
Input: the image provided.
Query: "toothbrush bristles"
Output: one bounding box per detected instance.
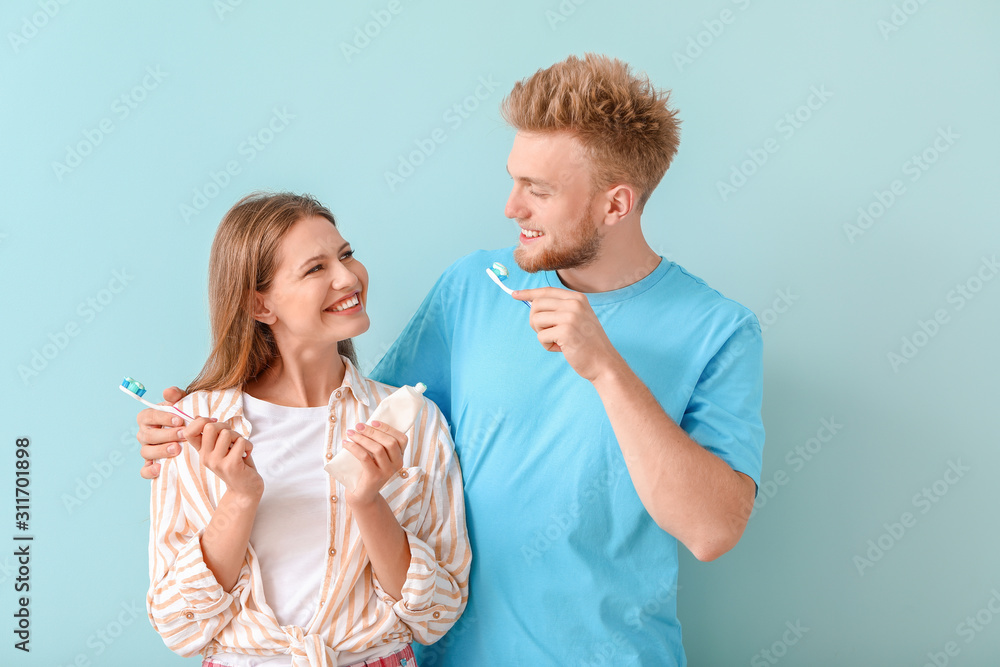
[122,376,147,398]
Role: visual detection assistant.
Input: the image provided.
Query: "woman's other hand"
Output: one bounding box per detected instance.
[341,421,408,506]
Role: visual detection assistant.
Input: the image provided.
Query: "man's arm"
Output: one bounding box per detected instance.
[590,359,756,561]
[515,286,759,562]
[137,386,188,479]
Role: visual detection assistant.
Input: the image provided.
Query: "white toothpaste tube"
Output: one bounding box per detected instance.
[325,382,427,492]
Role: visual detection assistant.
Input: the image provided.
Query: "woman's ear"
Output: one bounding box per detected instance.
[253,291,277,325]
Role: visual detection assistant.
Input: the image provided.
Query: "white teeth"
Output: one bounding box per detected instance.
[522,229,543,238]
[329,295,359,312]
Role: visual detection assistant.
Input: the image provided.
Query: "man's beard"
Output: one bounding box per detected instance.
[513,207,602,273]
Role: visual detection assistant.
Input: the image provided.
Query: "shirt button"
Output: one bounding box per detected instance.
[329,414,337,423]
[325,453,333,460]
[432,611,441,619]
[329,548,337,556]
[335,390,342,399]
[185,612,194,620]
[331,495,338,503]
[400,470,409,479]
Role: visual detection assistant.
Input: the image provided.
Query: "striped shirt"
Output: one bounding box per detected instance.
[147,359,471,667]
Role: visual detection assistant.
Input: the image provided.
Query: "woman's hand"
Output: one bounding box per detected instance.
[183,420,263,500]
[341,421,408,506]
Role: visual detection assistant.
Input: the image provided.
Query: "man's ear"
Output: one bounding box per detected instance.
[602,184,636,226]
[253,291,277,325]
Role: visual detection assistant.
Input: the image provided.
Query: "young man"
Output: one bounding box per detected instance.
[138,54,764,666]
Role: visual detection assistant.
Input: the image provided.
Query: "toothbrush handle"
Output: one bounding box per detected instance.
[485,268,532,308]
[155,403,194,423]
[139,396,193,423]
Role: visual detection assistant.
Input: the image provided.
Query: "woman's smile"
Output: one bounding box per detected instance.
[324,291,363,315]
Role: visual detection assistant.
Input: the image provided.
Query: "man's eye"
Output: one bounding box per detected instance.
[529,189,547,198]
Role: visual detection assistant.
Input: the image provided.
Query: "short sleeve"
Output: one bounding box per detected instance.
[680,317,765,491]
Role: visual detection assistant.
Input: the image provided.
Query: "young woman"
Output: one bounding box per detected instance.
[147,192,470,667]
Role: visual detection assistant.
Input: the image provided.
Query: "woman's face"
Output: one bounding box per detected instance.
[255,215,370,350]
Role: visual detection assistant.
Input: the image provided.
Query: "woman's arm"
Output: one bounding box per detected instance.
[147,413,263,657]
[342,421,411,599]
[346,413,472,644]
[188,421,264,590]
[349,494,410,599]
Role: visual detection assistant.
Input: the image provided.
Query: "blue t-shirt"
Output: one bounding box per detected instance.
[371,247,764,667]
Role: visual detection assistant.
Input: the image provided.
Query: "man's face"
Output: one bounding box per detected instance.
[505,131,603,273]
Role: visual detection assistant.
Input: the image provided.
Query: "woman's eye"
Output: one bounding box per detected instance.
[306,264,323,275]
[340,250,355,261]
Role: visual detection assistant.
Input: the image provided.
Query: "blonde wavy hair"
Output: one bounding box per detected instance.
[501,53,681,210]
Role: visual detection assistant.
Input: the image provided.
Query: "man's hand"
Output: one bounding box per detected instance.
[137,386,188,480]
[513,287,623,383]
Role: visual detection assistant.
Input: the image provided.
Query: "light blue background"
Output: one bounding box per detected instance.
[2,1,998,665]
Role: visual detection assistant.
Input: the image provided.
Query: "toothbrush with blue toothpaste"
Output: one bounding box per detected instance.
[486,262,531,308]
[119,377,194,423]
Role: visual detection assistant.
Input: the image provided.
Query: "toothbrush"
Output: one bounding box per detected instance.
[119,377,194,423]
[486,262,531,308]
